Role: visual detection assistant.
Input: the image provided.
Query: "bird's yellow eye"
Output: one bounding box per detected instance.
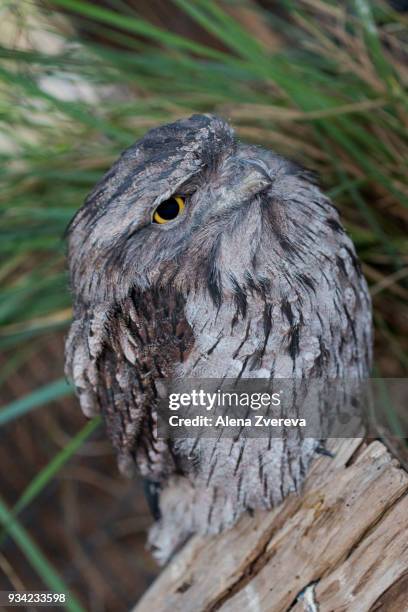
[153,196,185,224]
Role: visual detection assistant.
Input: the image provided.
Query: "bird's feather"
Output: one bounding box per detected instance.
[65,114,372,563]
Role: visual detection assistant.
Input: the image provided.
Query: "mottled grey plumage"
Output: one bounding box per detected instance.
[65,114,372,563]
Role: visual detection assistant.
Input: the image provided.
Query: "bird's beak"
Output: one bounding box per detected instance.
[239,159,272,196]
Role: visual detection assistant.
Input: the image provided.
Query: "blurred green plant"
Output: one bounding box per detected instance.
[1,0,407,352]
[0,0,407,606]
[0,414,100,541]
[0,417,101,612]
[0,494,85,612]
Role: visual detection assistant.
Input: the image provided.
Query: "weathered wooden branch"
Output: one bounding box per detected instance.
[134,438,408,612]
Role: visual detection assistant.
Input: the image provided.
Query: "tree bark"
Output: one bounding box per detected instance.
[134,438,408,612]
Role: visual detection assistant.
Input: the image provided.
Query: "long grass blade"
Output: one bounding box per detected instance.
[0,497,85,612]
[0,379,74,426]
[0,417,102,545]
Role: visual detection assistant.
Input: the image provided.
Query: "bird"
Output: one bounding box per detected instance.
[65,114,372,564]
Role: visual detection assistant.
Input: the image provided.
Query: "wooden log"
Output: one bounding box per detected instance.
[134,439,408,612]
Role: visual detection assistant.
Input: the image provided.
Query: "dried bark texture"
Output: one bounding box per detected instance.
[134,438,408,612]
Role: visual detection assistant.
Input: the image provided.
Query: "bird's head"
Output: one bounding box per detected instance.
[67,114,337,312]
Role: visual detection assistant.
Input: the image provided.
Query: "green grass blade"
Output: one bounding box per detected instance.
[353,0,397,91]
[49,0,231,61]
[0,497,85,612]
[0,379,74,426]
[173,0,266,62]
[14,417,101,517]
[0,417,101,546]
